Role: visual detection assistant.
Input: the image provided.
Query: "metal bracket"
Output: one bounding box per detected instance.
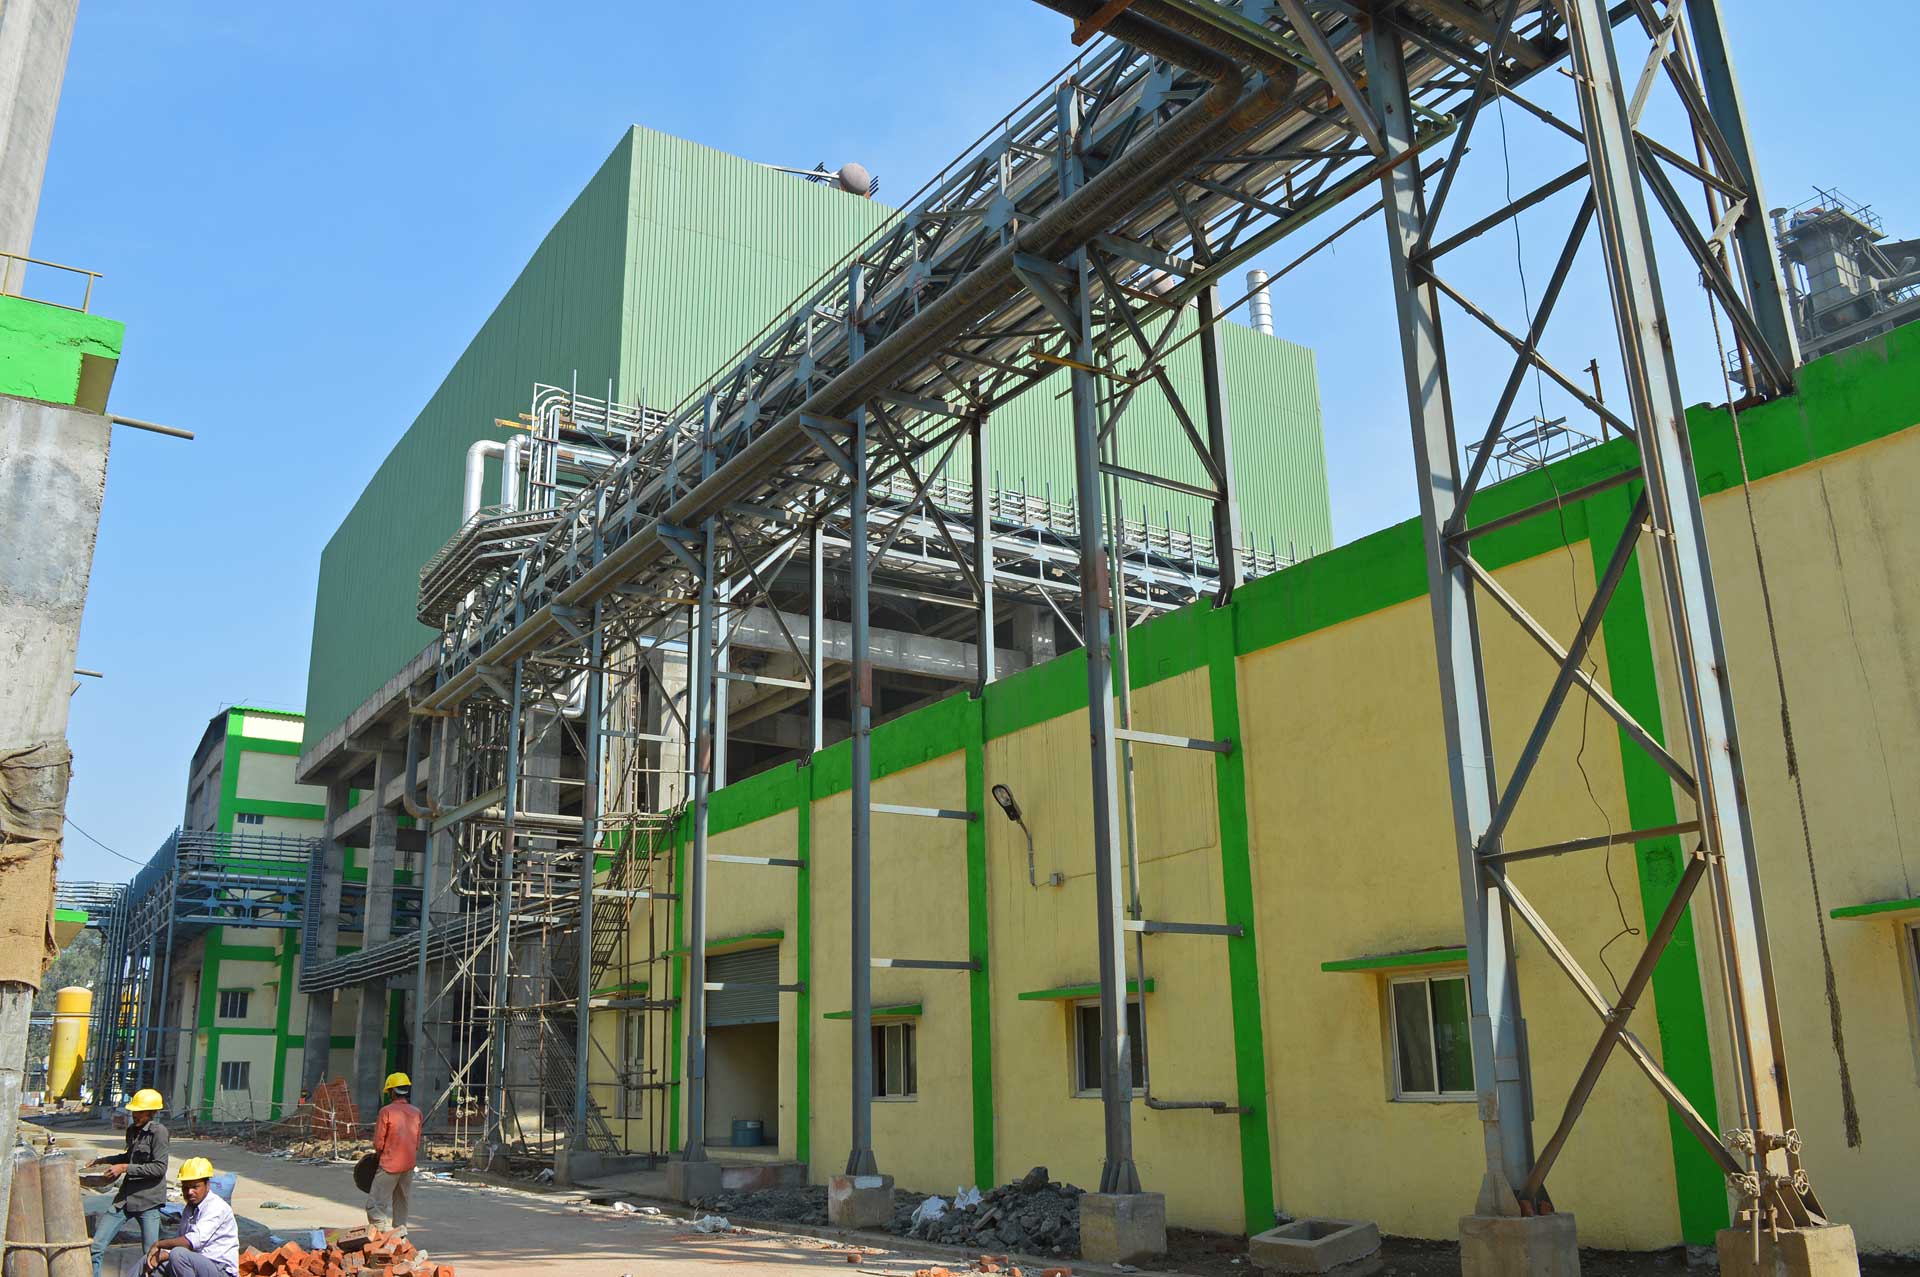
[1114,726,1233,753]
[709,854,806,869]
[1123,919,1245,938]
[871,802,977,822]
[871,958,981,971]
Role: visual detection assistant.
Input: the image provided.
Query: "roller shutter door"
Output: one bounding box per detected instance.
[707,946,780,1026]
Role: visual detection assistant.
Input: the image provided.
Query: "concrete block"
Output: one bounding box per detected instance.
[827,1174,895,1228]
[554,1151,655,1186]
[1251,1218,1381,1273]
[665,1158,724,1203]
[1080,1192,1167,1265]
[1459,1213,1580,1277]
[1716,1224,1858,1277]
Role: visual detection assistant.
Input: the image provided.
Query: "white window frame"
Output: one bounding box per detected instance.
[873,1020,917,1101]
[1387,971,1476,1103]
[217,989,250,1020]
[235,812,265,826]
[1071,998,1146,1099]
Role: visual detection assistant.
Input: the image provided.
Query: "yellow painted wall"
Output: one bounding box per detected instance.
[1643,433,1920,1256]
[616,403,1920,1253]
[1240,550,1681,1248]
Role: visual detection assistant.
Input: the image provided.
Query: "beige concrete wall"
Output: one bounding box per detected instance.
[706,1022,780,1146]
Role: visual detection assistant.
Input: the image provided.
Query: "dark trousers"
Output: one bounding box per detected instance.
[90,1205,161,1277]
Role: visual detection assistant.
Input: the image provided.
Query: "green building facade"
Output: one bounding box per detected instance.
[304,126,1332,750]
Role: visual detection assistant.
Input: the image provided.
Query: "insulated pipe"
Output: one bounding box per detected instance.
[5,1146,47,1277]
[401,716,438,820]
[463,440,506,521]
[1246,268,1274,335]
[502,436,525,511]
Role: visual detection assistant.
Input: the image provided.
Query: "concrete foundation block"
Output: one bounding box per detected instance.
[1459,1212,1580,1277]
[1251,1218,1382,1273]
[719,1161,807,1193]
[1716,1224,1859,1277]
[665,1158,725,1203]
[1080,1192,1167,1265]
[554,1150,656,1186]
[827,1174,895,1229]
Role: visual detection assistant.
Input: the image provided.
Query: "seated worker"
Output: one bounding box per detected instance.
[367,1072,422,1232]
[144,1158,237,1277]
[86,1089,169,1277]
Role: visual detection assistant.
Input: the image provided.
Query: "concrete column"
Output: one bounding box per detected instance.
[0,394,107,1239]
[1013,604,1057,664]
[0,0,77,293]
[351,752,402,1119]
[300,779,350,1093]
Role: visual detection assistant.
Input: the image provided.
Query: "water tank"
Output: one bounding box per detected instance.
[837,162,872,197]
[48,987,91,1101]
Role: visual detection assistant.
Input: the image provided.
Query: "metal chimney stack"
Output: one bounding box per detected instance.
[1245,269,1274,336]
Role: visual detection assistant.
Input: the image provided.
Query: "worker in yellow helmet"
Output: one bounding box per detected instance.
[86,1088,169,1277]
[144,1157,237,1277]
[367,1072,422,1232]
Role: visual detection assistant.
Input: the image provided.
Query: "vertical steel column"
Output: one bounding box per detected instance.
[971,410,996,692]
[844,259,879,1175]
[412,716,441,1111]
[1058,83,1140,1197]
[573,599,605,1149]
[1678,0,1801,381]
[485,662,526,1154]
[809,517,826,754]
[1562,0,1802,1197]
[1195,284,1244,599]
[683,398,719,1163]
[845,262,880,1177]
[1365,25,1533,1215]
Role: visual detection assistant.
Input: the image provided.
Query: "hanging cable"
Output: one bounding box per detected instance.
[1701,278,1861,1149]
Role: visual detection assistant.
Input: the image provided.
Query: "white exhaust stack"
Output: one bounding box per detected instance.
[1246,269,1274,336]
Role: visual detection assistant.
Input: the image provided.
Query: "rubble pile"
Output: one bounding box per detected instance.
[699,1185,830,1226]
[899,1167,1082,1257]
[236,1228,450,1277]
[910,1258,1073,1277]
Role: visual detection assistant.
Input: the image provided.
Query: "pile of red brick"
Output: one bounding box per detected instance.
[909,1259,1070,1277]
[235,1228,450,1277]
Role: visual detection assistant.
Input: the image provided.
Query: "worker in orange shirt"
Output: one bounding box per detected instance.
[367,1072,423,1232]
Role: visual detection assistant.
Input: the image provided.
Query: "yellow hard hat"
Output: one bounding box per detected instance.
[383,1072,411,1092]
[178,1157,215,1183]
[125,1089,164,1113]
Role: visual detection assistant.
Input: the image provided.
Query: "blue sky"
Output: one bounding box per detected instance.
[38,2,1917,881]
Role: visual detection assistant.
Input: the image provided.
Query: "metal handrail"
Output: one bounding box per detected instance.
[0,250,103,312]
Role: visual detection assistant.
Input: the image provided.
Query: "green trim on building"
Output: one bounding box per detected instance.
[822,1004,922,1021]
[0,295,123,409]
[1587,485,1729,1246]
[1205,606,1276,1233]
[795,764,814,1166]
[963,696,996,1188]
[1017,980,1155,1002]
[1320,948,1470,974]
[1830,896,1920,920]
[54,907,88,925]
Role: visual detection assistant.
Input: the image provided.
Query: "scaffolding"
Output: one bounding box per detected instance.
[378,0,1843,1257]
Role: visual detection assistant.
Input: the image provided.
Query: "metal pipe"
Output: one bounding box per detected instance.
[5,1145,48,1277]
[484,663,525,1158]
[38,1152,88,1277]
[463,440,506,521]
[682,397,719,1165]
[1245,269,1274,335]
[572,601,604,1150]
[401,716,437,820]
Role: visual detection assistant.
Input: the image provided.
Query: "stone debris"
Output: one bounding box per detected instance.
[700,1164,1085,1258]
[902,1168,1082,1257]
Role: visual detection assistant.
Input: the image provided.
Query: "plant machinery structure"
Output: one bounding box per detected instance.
[351,0,1847,1265]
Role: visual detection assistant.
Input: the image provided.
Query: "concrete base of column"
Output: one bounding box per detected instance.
[826,1174,895,1229]
[1081,1192,1167,1265]
[1459,1213,1579,1277]
[1716,1224,1859,1277]
[666,1158,724,1204]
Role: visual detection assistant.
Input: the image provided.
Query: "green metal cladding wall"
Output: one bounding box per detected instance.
[303,125,1331,749]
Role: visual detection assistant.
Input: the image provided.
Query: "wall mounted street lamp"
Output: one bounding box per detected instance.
[991,783,1062,887]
